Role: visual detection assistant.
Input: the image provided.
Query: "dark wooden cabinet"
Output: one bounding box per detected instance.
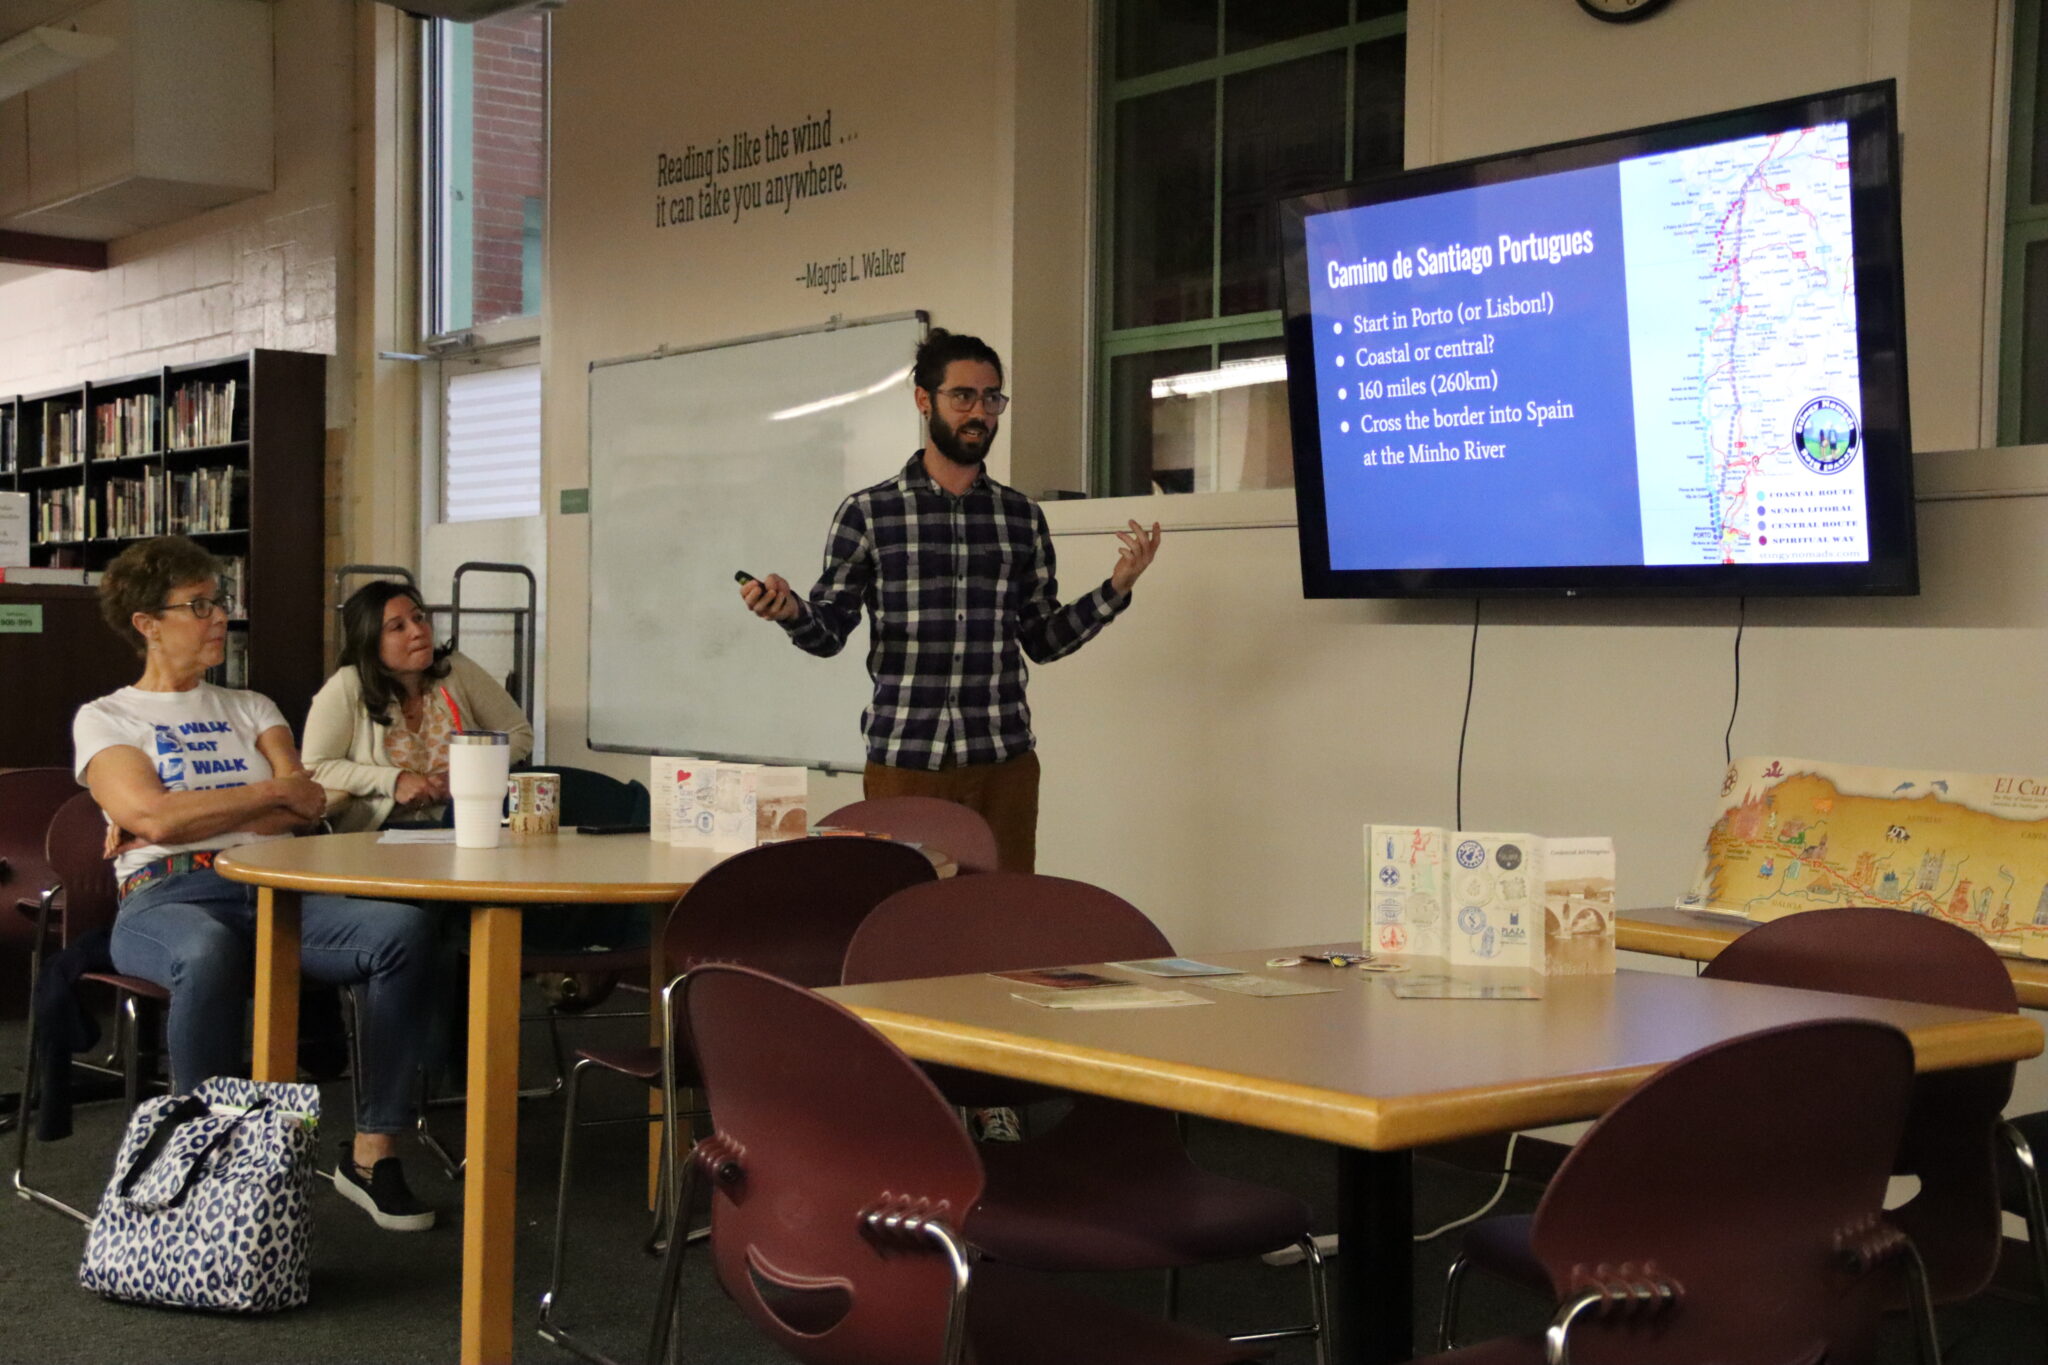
[0,584,138,766]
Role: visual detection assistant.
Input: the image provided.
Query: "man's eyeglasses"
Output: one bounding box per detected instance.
[154,597,229,620]
[931,386,1010,416]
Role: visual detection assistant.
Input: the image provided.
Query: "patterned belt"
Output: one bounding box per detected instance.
[118,850,218,900]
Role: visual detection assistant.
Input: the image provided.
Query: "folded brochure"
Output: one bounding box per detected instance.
[1009,984,1213,1011]
[1112,957,1242,978]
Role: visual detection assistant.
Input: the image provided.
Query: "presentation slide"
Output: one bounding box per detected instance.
[1303,122,1866,572]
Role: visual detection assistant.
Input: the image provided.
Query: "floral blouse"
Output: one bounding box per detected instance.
[384,688,455,776]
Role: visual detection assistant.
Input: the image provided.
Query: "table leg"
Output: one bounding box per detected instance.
[1335,1147,1413,1365]
[461,905,523,1365]
[251,888,301,1082]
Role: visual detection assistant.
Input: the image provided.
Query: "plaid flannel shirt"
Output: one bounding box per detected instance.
[783,453,1130,770]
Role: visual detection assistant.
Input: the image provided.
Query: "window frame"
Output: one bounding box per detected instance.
[422,339,543,528]
[2000,0,2048,445]
[420,12,549,348]
[1092,2,1407,495]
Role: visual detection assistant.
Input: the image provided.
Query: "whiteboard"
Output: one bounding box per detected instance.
[586,314,925,770]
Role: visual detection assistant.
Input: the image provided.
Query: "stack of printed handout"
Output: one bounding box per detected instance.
[997,958,1339,1010]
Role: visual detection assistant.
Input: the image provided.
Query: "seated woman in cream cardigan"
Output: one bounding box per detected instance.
[305,580,534,831]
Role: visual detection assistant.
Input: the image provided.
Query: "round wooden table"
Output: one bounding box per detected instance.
[214,831,749,1365]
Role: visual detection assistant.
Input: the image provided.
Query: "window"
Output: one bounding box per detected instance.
[2004,0,2048,444]
[424,11,548,340]
[441,360,542,523]
[1097,0,1406,495]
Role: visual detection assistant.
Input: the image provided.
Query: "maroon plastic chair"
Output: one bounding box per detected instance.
[819,796,1001,876]
[0,767,82,1021]
[649,962,1271,1365]
[1416,1018,1924,1365]
[13,791,169,1223]
[1441,905,2012,1358]
[539,835,939,1363]
[840,873,1328,1362]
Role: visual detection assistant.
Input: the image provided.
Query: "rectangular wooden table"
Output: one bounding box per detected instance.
[821,947,2044,1365]
[1617,905,2048,1009]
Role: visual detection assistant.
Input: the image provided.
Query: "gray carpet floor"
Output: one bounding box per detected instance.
[0,1001,2041,1364]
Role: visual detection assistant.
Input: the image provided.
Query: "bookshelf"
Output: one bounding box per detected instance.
[0,349,328,727]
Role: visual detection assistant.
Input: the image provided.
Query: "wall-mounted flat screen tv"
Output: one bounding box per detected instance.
[1279,81,1916,598]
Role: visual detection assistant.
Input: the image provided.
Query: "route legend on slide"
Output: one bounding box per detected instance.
[1302,120,1865,573]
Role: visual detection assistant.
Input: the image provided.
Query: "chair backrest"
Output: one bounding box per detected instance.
[0,767,82,912]
[819,797,1000,876]
[45,791,120,947]
[545,764,650,827]
[1529,1019,1915,1365]
[1701,906,2014,1302]
[840,872,1173,985]
[664,837,939,989]
[684,963,984,1364]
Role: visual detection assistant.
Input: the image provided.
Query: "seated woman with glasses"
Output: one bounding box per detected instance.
[74,535,441,1231]
[303,579,532,832]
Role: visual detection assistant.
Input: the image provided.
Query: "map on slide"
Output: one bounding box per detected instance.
[1620,123,1867,566]
[1679,757,2048,961]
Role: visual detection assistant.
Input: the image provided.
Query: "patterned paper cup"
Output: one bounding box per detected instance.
[507,771,562,834]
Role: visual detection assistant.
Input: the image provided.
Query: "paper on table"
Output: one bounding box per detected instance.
[1197,974,1337,998]
[1112,957,1242,978]
[991,967,1127,991]
[377,829,459,844]
[1009,985,1213,1011]
[1385,972,1543,1001]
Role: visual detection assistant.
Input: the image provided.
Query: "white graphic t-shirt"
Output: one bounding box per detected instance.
[73,684,294,881]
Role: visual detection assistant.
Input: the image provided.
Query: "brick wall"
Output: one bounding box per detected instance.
[468,12,545,325]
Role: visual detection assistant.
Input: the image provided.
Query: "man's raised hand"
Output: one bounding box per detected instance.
[1110,521,1162,595]
[740,573,800,622]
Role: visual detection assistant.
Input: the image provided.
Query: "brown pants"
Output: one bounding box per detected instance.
[863,751,1041,873]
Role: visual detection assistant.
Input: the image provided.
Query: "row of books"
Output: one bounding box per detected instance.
[172,466,245,533]
[96,393,161,459]
[0,406,14,474]
[102,472,164,540]
[33,404,86,467]
[34,486,93,543]
[204,632,251,689]
[98,468,246,538]
[168,379,240,450]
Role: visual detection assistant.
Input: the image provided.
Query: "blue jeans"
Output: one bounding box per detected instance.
[110,868,440,1134]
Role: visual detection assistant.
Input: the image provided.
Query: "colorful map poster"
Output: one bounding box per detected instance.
[1680,756,2048,960]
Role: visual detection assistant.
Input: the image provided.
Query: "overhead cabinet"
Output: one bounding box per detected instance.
[0,0,272,240]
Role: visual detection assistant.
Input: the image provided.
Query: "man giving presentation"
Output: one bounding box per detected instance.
[740,328,1160,871]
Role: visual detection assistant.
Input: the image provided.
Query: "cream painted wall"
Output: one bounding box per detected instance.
[544,0,1023,777]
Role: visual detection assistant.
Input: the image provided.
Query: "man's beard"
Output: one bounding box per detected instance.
[928,407,996,466]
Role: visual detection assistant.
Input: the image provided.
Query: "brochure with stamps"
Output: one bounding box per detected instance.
[1368,825,1615,976]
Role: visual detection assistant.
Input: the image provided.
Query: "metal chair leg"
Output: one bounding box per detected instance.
[647,1152,703,1365]
[12,989,94,1225]
[118,996,143,1110]
[537,1058,632,1365]
[1899,1238,1944,1365]
[1438,1252,1473,1351]
[1300,1231,1332,1365]
[2000,1122,2048,1354]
